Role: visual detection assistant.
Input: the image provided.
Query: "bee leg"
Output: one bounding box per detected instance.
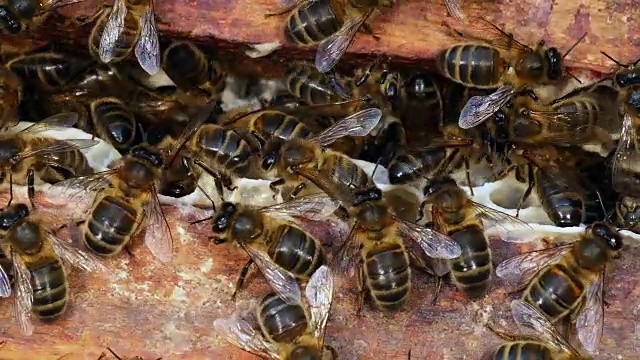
[356,265,366,316]
[431,276,444,306]
[515,168,534,218]
[211,173,226,202]
[416,200,427,222]
[6,172,13,208]
[289,182,307,198]
[269,178,285,200]
[485,324,525,341]
[464,157,474,196]
[232,259,254,301]
[27,168,36,209]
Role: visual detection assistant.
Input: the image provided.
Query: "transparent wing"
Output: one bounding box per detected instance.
[396,218,461,259]
[99,0,128,64]
[213,315,279,359]
[244,245,301,304]
[144,188,174,263]
[315,11,370,73]
[20,112,79,133]
[134,7,161,75]
[51,169,117,200]
[15,139,100,163]
[612,113,639,193]
[333,225,360,276]
[470,201,534,241]
[0,265,11,298]
[444,0,465,20]
[311,108,383,147]
[576,273,604,354]
[449,17,531,54]
[49,232,108,274]
[259,193,341,221]
[522,108,615,144]
[458,86,515,129]
[12,253,34,336]
[305,265,333,341]
[495,244,572,293]
[511,299,580,355]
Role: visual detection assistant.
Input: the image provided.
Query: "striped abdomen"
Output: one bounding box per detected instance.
[436,45,503,89]
[549,98,598,141]
[0,67,21,130]
[321,153,375,191]
[363,241,411,310]
[90,97,139,153]
[387,148,449,185]
[524,256,585,322]
[488,341,554,360]
[84,195,141,256]
[534,168,584,227]
[7,53,90,90]
[267,225,325,279]
[191,125,255,177]
[29,138,94,182]
[255,110,316,141]
[89,9,141,63]
[258,292,309,343]
[285,64,343,104]
[162,41,209,89]
[284,1,342,45]
[30,259,68,322]
[447,224,492,299]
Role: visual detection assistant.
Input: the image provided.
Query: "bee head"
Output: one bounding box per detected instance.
[288,344,323,360]
[422,177,456,201]
[591,222,623,251]
[212,202,237,237]
[544,47,563,81]
[260,139,284,172]
[0,203,29,231]
[130,144,164,168]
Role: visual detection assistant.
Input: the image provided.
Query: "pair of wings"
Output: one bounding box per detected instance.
[234,193,341,304]
[496,242,605,353]
[507,299,585,357]
[214,265,334,359]
[53,166,174,263]
[8,228,107,336]
[2,113,99,163]
[612,112,640,194]
[98,0,160,75]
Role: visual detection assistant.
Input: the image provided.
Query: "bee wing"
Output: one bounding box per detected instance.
[575,272,605,354]
[244,245,301,304]
[48,232,108,274]
[14,139,100,163]
[311,108,383,147]
[305,265,334,341]
[20,112,79,134]
[258,193,341,221]
[134,7,161,75]
[396,217,462,259]
[510,299,581,355]
[99,0,128,64]
[525,108,615,144]
[495,244,572,293]
[12,252,34,336]
[333,225,360,276]
[213,315,280,359]
[612,112,638,193]
[51,169,118,201]
[444,0,465,20]
[0,265,11,298]
[315,11,370,73]
[469,200,534,242]
[458,86,515,129]
[464,18,532,54]
[143,188,174,263]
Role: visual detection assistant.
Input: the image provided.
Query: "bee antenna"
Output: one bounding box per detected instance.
[564,69,582,84]
[107,348,123,360]
[600,51,628,68]
[562,32,587,59]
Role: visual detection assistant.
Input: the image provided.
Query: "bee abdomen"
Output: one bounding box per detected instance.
[388,150,447,185]
[327,155,373,190]
[90,98,138,152]
[491,342,554,360]
[365,242,411,310]
[260,112,314,140]
[437,45,503,88]
[269,225,325,278]
[535,170,584,227]
[85,195,139,256]
[285,65,341,104]
[195,126,253,176]
[259,292,309,343]
[525,263,584,321]
[162,41,209,89]
[7,53,90,89]
[285,1,341,45]
[30,260,68,322]
[448,225,492,299]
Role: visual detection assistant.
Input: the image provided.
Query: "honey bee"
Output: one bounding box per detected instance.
[215,265,336,360]
[200,193,339,301]
[161,40,226,100]
[0,113,98,208]
[284,63,347,105]
[6,52,94,92]
[496,222,623,353]
[0,66,22,131]
[0,203,106,336]
[329,185,461,311]
[89,97,143,154]
[0,0,81,34]
[484,299,592,360]
[88,0,160,74]
[260,107,382,200]
[55,143,173,262]
[420,176,531,299]
[435,19,586,129]
[509,145,607,227]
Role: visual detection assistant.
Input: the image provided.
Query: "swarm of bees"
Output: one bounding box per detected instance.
[0,0,636,358]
